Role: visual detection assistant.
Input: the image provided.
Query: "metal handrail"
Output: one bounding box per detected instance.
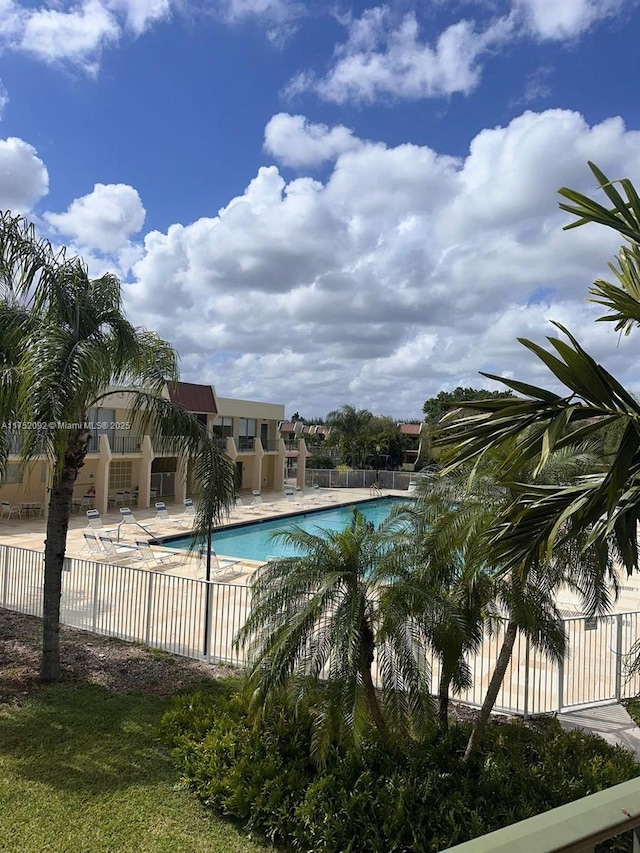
[441,776,640,852]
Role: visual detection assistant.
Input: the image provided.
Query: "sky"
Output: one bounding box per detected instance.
[1,0,640,420]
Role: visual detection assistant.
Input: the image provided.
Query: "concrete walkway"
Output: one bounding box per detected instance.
[558,703,640,760]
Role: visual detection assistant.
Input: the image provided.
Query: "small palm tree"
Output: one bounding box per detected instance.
[394,477,497,730]
[410,442,617,760]
[235,509,434,759]
[0,213,236,682]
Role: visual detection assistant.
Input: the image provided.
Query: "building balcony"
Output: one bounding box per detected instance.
[110,434,143,454]
[261,439,280,452]
[237,437,255,452]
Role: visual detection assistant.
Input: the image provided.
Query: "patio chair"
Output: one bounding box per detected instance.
[183,498,196,517]
[86,509,102,529]
[196,546,241,579]
[135,539,182,569]
[81,531,104,555]
[97,535,141,564]
[155,502,191,528]
[0,501,21,519]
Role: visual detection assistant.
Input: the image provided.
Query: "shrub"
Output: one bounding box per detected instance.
[306,454,335,470]
[162,686,640,852]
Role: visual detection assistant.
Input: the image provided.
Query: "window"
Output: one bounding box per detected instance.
[239,418,256,438]
[110,460,132,490]
[212,417,233,439]
[40,463,48,483]
[2,463,22,484]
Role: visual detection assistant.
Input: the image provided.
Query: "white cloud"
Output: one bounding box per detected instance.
[105,0,172,35]
[20,0,120,73]
[120,109,640,417]
[515,0,625,40]
[0,137,49,212]
[220,0,301,24]
[45,182,146,252]
[289,1,633,106]
[0,80,8,119]
[301,6,515,104]
[0,0,174,73]
[264,113,362,168]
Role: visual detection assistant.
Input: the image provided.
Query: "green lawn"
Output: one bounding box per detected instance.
[0,681,268,853]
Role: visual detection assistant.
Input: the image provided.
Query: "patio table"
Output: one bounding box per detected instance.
[21,503,42,518]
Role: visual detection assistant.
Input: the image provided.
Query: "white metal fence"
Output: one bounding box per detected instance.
[2,542,639,714]
[305,469,413,490]
[0,543,251,665]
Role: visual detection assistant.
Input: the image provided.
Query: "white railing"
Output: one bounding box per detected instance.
[0,544,251,665]
[1,542,639,712]
[305,469,413,490]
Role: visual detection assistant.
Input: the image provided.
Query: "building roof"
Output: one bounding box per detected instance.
[399,423,422,436]
[166,382,218,414]
[279,422,297,432]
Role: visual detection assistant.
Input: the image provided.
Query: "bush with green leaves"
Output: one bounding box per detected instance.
[162,684,639,853]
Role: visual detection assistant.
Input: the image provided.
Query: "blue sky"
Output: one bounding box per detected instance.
[1,0,640,418]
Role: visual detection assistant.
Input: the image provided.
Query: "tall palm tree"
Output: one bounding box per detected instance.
[434,163,640,581]
[325,404,373,468]
[409,442,617,760]
[0,213,236,682]
[235,509,434,759]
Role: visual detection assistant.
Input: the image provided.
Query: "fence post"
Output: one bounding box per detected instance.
[91,561,101,633]
[523,636,530,719]
[558,656,564,713]
[615,614,623,701]
[1,545,8,608]
[144,572,155,646]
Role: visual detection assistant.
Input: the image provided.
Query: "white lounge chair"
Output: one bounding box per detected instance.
[1,501,21,519]
[135,539,182,568]
[155,501,184,525]
[196,546,241,580]
[97,535,141,564]
[81,531,104,555]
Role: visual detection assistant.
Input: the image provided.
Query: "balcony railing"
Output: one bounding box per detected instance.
[442,776,640,852]
[110,435,142,454]
[237,437,255,452]
[261,439,280,452]
[284,440,298,452]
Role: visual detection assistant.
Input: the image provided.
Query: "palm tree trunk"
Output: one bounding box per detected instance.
[463,619,518,762]
[360,618,389,745]
[438,666,451,730]
[40,435,88,683]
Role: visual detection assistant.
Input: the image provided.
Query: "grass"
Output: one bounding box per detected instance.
[0,680,268,853]
[626,698,640,726]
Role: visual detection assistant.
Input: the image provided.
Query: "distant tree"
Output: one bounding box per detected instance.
[423,387,514,423]
[306,454,334,469]
[326,405,373,467]
[291,412,302,422]
[368,416,404,469]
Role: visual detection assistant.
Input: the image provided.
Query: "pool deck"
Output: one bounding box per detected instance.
[0,487,396,582]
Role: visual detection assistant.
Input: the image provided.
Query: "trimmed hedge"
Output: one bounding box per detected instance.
[162,685,640,852]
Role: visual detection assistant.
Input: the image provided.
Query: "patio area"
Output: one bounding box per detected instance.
[0,486,387,581]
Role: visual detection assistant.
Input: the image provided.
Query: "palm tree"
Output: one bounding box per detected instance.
[434,163,640,581]
[325,404,373,468]
[235,509,434,759]
[390,476,496,729]
[0,213,236,682]
[409,442,617,760]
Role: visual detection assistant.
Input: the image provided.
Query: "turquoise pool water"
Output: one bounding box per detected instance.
[166,497,412,562]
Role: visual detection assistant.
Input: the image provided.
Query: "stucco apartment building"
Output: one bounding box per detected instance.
[0,382,310,517]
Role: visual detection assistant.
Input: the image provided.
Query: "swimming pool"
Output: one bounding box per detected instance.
[166,497,413,562]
